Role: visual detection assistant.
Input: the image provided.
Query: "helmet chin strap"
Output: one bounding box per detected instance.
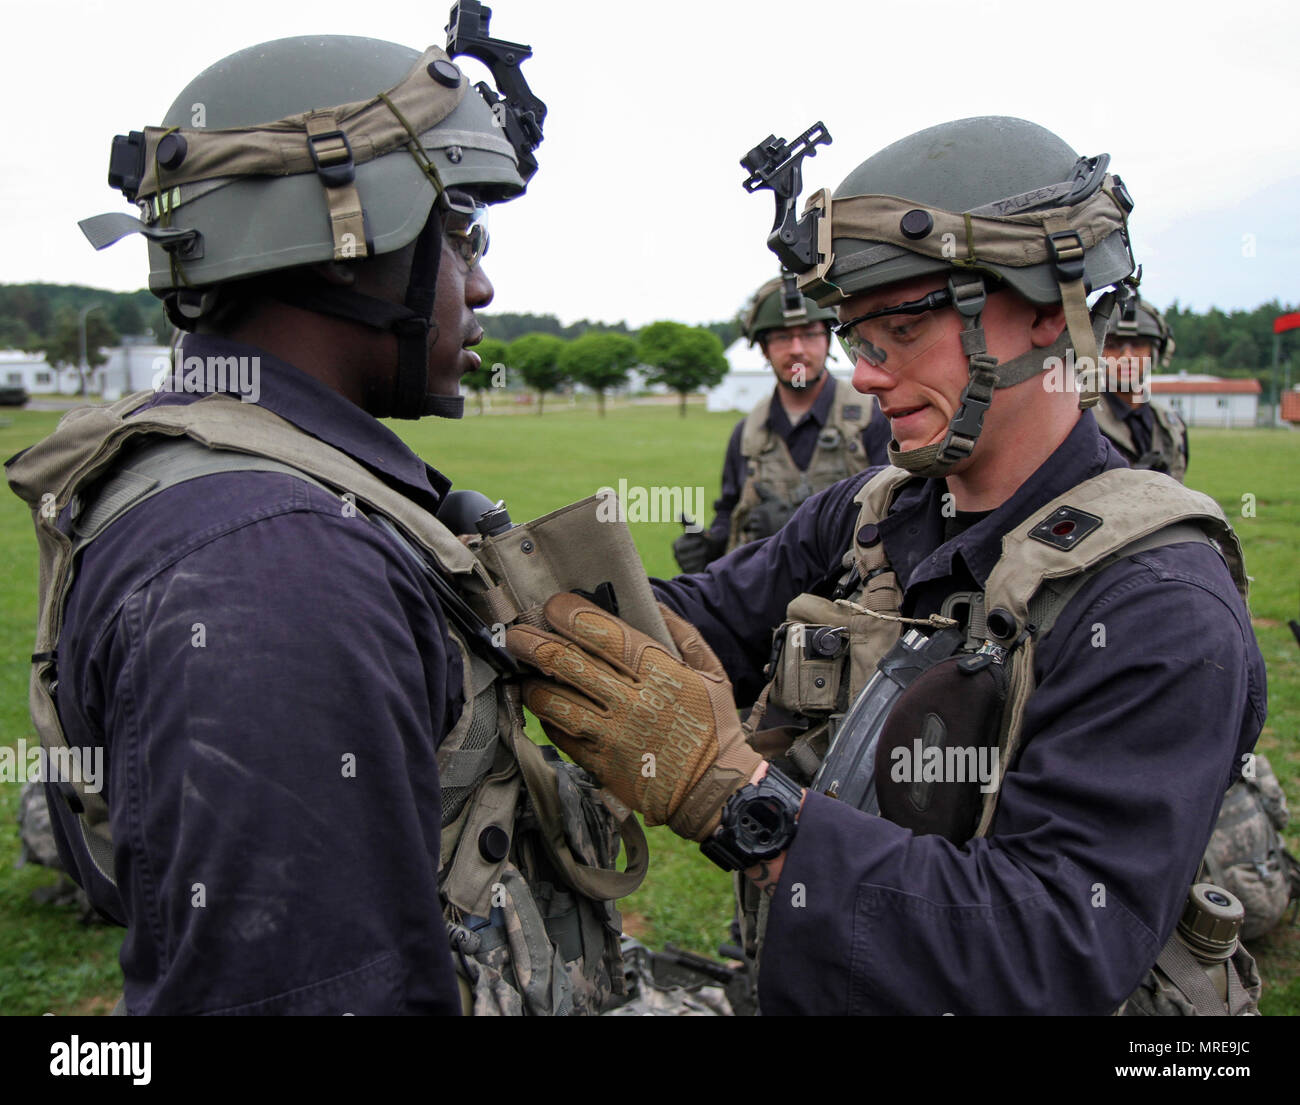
[888,273,997,478]
[887,276,1116,478]
[395,205,463,421]
[270,207,463,421]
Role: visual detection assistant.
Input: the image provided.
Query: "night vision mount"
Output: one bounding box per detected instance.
[740,122,831,272]
[446,0,547,182]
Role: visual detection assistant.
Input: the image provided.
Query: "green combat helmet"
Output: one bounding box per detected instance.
[740,117,1137,476]
[78,1,544,420]
[740,272,838,346]
[1109,294,1176,368]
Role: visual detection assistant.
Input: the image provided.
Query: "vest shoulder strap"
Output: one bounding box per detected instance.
[1091,397,1135,456]
[850,464,914,520]
[985,468,1247,638]
[739,393,775,460]
[72,436,335,546]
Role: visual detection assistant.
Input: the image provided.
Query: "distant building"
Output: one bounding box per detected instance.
[0,350,58,394]
[0,338,170,401]
[101,337,172,400]
[706,338,855,413]
[1280,388,1300,425]
[1149,374,1261,427]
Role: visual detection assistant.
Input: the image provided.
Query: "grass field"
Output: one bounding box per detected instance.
[1,399,1297,1014]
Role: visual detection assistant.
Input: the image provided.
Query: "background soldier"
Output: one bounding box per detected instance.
[1095,295,1189,479]
[672,273,889,572]
[509,116,1266,1015]
[9,12,635,1015]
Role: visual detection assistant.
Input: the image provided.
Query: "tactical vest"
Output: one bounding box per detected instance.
[727,383,872,551]
[1093,396,1188,482]
[738,464,1257,1015]
[5,391,647,1017]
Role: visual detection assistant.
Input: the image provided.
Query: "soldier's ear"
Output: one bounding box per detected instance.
[1028,302,1067,349]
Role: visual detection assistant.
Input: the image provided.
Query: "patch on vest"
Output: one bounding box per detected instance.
[1027,506,1103,550]
[842,404,862,421]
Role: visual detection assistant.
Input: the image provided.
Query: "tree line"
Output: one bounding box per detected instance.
[472,322,727,417]
[1164,300,1299,392]
[2,283,1295,405]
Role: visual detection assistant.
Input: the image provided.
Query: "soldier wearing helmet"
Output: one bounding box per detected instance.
[509,116,1265,1015]
[1096,296,1189,480]
[10,8,636,1016]
[672,274,889,573]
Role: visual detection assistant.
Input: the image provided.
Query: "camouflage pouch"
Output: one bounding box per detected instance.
[1204,752,1300,940]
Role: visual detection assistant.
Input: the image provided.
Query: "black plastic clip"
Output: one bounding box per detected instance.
[307,128,356,188]
[1047,229,1087,284]
[1063,152,1111,205]
[739,121,832,272]
[446,1,547,181]
[108,131,147,200]
[779,270,804,320]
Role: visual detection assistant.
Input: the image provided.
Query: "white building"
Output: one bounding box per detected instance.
[0,350,58,394]
[0,339,171,400]
[101,339,172,400]
[706,337,855,413]
[1149,374,1261,428]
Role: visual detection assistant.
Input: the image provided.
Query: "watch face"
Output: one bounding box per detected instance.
[736,795,796,855]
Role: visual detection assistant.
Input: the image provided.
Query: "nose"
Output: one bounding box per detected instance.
[466,262,494,311]
[851,352,895,396]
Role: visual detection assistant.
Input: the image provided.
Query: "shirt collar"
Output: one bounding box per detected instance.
[155,333,449,511]
[1104,390,1153,429]
[877,413,1123,592]
[767,373,838,435]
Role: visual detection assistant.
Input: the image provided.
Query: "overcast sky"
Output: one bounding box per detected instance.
[2,0,1297,327]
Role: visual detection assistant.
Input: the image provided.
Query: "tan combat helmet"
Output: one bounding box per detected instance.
[78,1,545,420]
[741,117,1138,475]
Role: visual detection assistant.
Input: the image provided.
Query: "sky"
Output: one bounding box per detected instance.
[1,0,1297,327]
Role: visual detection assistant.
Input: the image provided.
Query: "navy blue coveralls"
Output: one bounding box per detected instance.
[656,413,1265,1015]
[45,334,464,1015]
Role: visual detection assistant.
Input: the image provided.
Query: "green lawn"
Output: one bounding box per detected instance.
[0,403,1296,1013]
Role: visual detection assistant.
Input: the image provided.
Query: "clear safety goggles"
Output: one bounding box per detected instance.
[833,285,1006,372]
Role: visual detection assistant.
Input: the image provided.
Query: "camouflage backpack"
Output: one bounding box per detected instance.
[1203,751,1300,941]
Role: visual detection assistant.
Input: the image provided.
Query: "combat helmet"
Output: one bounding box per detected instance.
[741,117,1137,475]
[740,272,838,346]
[78,1,545,420]
[1109,295,1175,368]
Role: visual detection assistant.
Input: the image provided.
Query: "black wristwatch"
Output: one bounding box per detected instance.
[700,766,803,872]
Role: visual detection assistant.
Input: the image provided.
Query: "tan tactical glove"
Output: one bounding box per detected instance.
[506,593,762,842]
